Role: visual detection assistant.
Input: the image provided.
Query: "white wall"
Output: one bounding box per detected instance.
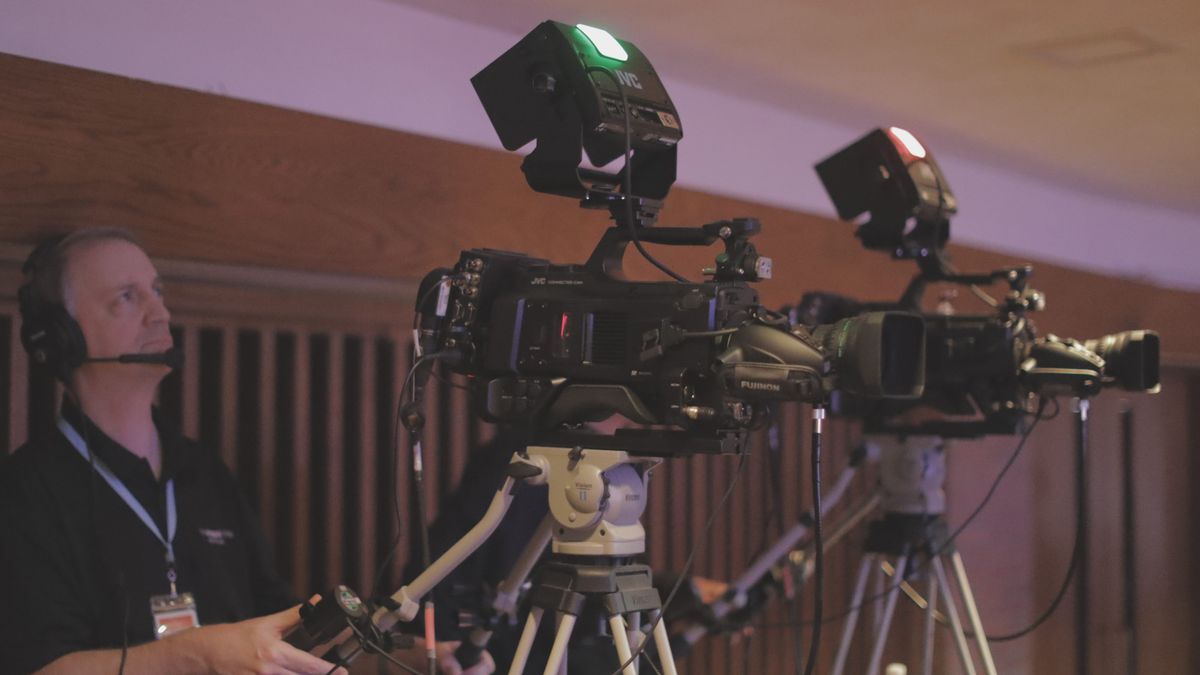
[3,0,1198,289]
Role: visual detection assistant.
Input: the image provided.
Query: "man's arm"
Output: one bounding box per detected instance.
[33,604,344,675]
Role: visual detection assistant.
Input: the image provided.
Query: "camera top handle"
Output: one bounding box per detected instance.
[585,217,771,283]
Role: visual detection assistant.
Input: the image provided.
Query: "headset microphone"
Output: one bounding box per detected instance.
[85,348,184,370]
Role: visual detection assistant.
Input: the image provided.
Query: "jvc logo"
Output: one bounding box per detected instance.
[614,70,643,90]
[530,277,547,285]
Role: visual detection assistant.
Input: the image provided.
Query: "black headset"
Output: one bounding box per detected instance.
[18,235,90,381]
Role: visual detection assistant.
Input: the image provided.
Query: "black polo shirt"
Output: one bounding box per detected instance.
[0,401,296,675]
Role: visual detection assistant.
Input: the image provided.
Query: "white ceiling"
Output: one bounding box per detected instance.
[387,0,1200,214]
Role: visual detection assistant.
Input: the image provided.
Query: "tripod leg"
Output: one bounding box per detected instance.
[650,611,680,675]
[948,551,998,675]
[932,556,977,675]
[542,612,578,675]
[628,611,644,672]
[832,554,876,675]
[872,560,887,641]
[508,607,544,675]
[922,571,939,675]
[609,615,638,675]
[866,554,910,675]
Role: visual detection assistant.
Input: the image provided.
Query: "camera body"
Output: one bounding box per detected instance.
[430,245,762,434]
[419,222,926,449]
[797,289,1157,437]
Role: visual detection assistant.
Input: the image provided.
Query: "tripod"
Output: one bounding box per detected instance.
[505,444,677,675]
[331,441,680,675]
[830,435,997,675]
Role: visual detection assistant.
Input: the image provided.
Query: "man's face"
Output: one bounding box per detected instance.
[64,239,173,369]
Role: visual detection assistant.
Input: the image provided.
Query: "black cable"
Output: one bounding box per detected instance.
[429,368,470,391]
[1038,396,1062,421]
[966,519,1080,642]
[372,353,438,599]
[944,399,1080,643]
[646,651,665,675]
[334,619,424,675]
[801,411,824,675]
[585,66,689,284]
[607,451,750,675]
[757,400,1047,631]
[119,586,129,675]
[410,275,452,338]
[940,397,1047,549]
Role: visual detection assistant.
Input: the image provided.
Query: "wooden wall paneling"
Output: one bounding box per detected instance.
[646,458,668,574]
[2,52,1198,673]
[258,328,279,556]
[667,458,689,579]
[324,331,346,589]
[1122,369,1193,675]
[220,326,238,476]
[180,323,201,439]
[1189,373,1200,675]
[290,331,312,595]
[357,336,379,596]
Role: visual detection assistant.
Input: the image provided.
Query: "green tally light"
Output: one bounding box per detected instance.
[576,24,628,62]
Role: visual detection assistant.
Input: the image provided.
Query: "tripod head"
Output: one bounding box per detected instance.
[515,441,659,557]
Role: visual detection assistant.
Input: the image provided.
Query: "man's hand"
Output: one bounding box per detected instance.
[33,601,347,675]
[187,603,347,675]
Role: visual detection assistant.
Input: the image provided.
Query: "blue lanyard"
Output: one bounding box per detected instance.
[58,417,179,592]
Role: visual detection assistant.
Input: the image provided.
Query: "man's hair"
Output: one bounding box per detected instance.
[25,227,145,315]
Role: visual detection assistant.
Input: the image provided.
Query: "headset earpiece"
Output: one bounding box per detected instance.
[17,235,89,381]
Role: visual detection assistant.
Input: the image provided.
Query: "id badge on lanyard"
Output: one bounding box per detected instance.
[58,418,202,638]
[150,592,199,638]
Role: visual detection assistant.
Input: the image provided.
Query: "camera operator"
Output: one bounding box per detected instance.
[0,228,348,675]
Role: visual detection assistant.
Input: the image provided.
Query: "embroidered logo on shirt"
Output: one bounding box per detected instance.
[198,528,236,546]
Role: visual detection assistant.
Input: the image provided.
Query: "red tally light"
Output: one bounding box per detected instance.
[560,312,570,340]
[887,127,927,162]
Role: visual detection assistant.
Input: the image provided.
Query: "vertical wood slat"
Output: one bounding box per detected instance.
[357,338,378,593]
[325,332,345,587]
[8,316,27,453]
[648,461,669,573]
[181,324,200,440]
[220,327,238,475]
[291,332,311,595]
[258,330,278,552]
